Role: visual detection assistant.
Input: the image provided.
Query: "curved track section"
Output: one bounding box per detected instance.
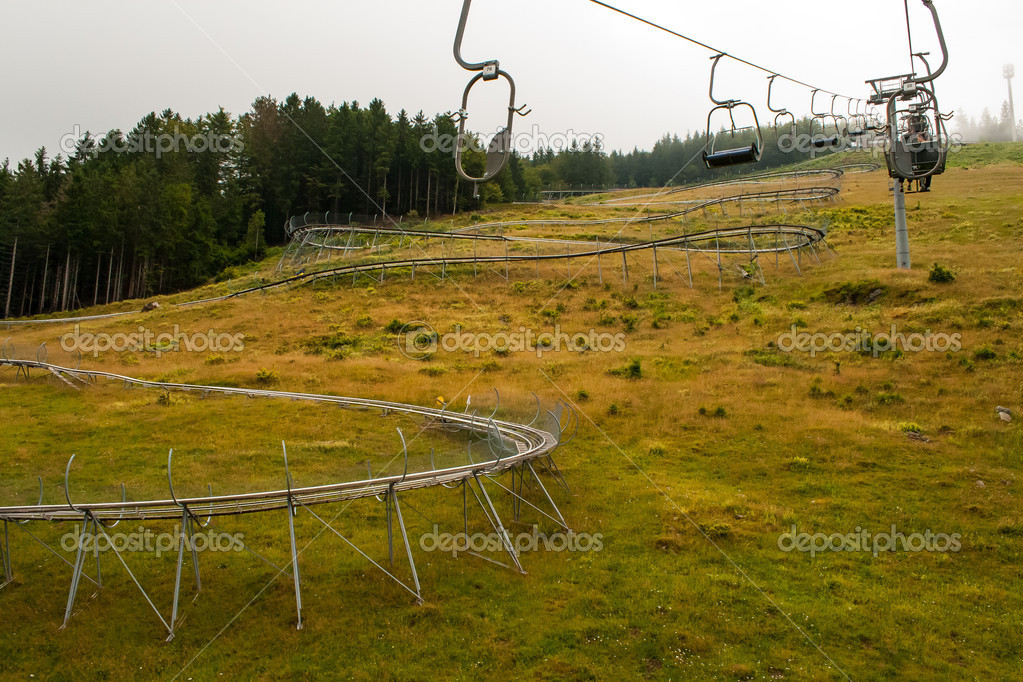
[0,359,575,635]
[0,360,568,523]
[1,170,841,326]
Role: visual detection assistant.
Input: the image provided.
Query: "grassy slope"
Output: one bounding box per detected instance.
[0,154,1021,680]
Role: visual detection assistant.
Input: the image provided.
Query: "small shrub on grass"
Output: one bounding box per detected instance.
[355,316,373,328]
[974,346,997,361]
[608,358,642,379]
[255,368,280,387]
[204,354,226,366]
[876,391,904,405]
[576,389,590,402]
[745,348,799,368]
[607,403,619,416]
[384,319,405,334]
[302,332,360,360]
[620,314,639,332]
[699,522,732,538]
[899,422,923,434]
[540,308,560,322]
[732,286,755,303]
[787,456,811,471]
[821,279,887,305]
[713,406,727,418]
[928,262,956,284]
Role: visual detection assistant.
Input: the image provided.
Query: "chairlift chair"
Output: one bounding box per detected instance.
[847,99,867,138]
[702,54,763,169]
[880,0,951,187]
[809,89,842,149]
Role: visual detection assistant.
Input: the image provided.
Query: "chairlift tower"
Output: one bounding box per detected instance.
[1006,64,1017,143]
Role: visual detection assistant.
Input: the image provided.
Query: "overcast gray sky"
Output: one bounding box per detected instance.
[1,0,1019,165]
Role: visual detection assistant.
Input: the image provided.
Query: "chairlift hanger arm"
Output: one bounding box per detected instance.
[913,0,947,84]
[708,54,734,106]
[453,0,498,76]
[766,75,785,114]
[810,89,829,117]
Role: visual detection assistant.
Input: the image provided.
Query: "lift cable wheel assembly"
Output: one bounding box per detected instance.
[451,0,530,198]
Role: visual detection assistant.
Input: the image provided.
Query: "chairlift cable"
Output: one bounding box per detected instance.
[588,0,856,100]
[904,0,916,74]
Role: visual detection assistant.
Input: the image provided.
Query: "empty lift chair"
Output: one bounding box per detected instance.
[809,89,842,149]
[702,54,764,169]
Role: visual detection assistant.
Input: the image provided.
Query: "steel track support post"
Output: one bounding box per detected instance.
[526,462,570,532]
[540,455,571,494]
[781,233,801,274]
[386,485,394,567]
[652,244,658,289]
[170,509,188,635]
[471,474,524,573]
[462,480,469,537]
[684,241,693,288]
[286,492,303,630]
[92,519,174,640]
[807,239,823,265]
[1,520,12,587]
[60,513,91,629]
[390,491,421,599]
[91,516,102,589]
[186,514,201,594]
[893,178,911,269]
[716,235,722,291]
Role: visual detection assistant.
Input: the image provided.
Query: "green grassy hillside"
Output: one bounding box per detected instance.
[1,159,1021,680]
